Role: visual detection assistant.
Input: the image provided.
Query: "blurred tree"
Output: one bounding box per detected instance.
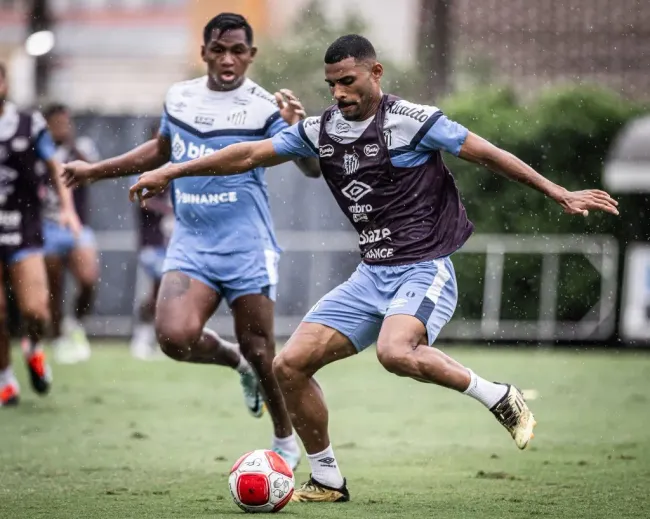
[417,0,452,98]
[443,85,647,323]
[248,0,427,113]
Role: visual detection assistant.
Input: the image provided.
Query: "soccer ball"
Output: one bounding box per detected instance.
[229,449,294,513]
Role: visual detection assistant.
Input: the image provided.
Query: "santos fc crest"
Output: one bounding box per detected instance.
[343,149,360,175]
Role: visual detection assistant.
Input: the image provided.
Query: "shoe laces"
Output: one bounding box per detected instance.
[493,389,525,430]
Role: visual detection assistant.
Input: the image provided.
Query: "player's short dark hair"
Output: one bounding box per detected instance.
[0,62,6,79]
[324,34,376,64]
[203,13,253,46]
[43,103,69,119]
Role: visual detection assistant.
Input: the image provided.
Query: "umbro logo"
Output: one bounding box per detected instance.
[318,457,336,466]
[341,179,372,202]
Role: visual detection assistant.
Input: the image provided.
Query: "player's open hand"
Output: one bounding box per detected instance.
[129,168,171,205]
[59,207,82,238]
[61,160,95,188]
[275,89,306,126]
[557,189,619,217]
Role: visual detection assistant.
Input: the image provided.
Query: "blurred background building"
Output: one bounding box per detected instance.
[1,0,648,113]
[1,0,649,344]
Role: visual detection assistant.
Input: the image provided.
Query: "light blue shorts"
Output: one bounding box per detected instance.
[3,247,42,265]
[138,246,167,280]
[43,219,96,257]
[303,257,458,352]
[163,242,280,306]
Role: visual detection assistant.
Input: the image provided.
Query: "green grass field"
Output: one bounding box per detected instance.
[1,343,649,518]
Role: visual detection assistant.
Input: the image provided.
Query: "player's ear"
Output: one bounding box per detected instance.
[249,46,258,61]
[372,62,384,81]
[200,45,207,63]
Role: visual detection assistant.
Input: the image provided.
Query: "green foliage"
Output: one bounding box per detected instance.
[250,0,425,113]
[442,85,648,325]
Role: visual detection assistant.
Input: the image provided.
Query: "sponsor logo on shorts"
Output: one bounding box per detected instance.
[319,144,334,158]
[341,180,372,202]
[364,144,380,157]
[353,213,368,223]
[364,247,394,260]
[174,189,238,205]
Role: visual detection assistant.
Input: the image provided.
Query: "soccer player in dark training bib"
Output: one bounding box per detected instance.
[127,34,619,503]
[0,63,81,406]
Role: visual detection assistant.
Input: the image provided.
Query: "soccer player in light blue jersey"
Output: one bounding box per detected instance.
[62,13,320,468]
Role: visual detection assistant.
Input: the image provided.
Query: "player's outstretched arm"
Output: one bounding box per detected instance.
[274,89,321,178]
[129,139,288,202]
[45,158,82,237]
[458,132,619,216]
[62,133,171,188]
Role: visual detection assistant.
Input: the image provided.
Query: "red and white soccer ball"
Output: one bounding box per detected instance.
[229,449,295,513]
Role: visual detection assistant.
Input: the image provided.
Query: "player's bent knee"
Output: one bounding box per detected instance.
[272,352,302,386]
[238,332,274,368]
[20,301,50,325]
[155,320,201,361]
[376,340,413,376]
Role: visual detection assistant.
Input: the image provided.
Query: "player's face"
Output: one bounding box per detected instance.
[202,28,257,91]
[47,111,73,144]
[325,57,383,121]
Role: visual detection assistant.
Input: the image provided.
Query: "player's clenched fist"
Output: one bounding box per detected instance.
[129,168,171,204]
[61,160,96,188]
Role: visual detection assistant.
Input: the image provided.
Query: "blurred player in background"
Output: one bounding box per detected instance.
[63,13,320,467]
[0,63,81,406]
[129,34,620,501]
[42,104,100,364]
[130,125,173,360]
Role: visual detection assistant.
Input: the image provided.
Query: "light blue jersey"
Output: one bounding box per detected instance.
[160,76,288,302]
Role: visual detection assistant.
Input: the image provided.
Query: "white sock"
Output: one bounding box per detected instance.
[306,445,344,489]
[203,328,249,373]
[64,317,81,333]
[272,433,299,454]
[0,366,17,387]
[463,369,508,409]
[236,356,253,374]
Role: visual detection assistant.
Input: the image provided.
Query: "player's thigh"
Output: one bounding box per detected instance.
[274,321,358,380]
[302,271,383,353]
[68,244,99,287]
[231,293,274,343]
[0,263,7,321]
[378,257,458,356]
[8,252,50,320]
[44,254,65,312]
[155,270,221,337]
